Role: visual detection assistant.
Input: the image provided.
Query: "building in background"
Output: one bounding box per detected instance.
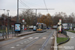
[62,23,75,30]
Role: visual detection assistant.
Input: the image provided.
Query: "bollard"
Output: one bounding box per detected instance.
[12,27,13,37]
[5,27,8,39]
[2,31,4,39]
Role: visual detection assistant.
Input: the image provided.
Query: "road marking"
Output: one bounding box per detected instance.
[20,37,25,39]
[34,37,39,39]
[64,46,74,49]
[50,37,54,39]
[28,37,33,39]
[22,33,46,49]
[40,32,53,50]
[42,37,46,39]
[71,37,74,38]
[16,44,20,46]
[11,47,15,48]
[21,43,23,44]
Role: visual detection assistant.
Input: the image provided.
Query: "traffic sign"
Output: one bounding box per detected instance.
[22,19,25,22]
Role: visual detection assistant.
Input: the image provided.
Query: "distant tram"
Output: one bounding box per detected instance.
[36,23,47,33]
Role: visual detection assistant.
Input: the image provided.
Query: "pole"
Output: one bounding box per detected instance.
[39,14,41,23]
[3,9,5,14]
[7,10,10,38]
[17,0,19,23]
[3,9,5,39]
[34,9,37,25]
[5,27,7,39]
[36,9,37,16]
[22,19,25,32]
[3,9,5,28]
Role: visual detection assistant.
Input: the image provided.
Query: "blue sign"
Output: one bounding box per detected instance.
[15,23,21,31]
[33,26,36,31]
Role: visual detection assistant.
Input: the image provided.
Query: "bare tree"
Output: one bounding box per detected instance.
[19,9,37,26]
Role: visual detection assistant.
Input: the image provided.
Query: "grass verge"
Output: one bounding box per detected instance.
[68,30,75,33]
[57,37,68,43]
[0,29,11,32]
[66,30,75,33]
[0,30,5,32]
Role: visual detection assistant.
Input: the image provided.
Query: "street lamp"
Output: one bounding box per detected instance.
[0,9,5,27]
[3,9,5,14]
[7,10,10,16]
[0,9,5,39]
[0,9,5,14]
[17,0,19,23]
[7,10,10,38]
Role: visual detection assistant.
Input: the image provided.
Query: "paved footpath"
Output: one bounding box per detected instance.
[58,31,75,50]
[0,31,34,40]
[0,30,33,39]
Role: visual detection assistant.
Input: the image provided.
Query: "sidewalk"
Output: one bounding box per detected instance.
[0,31,35,41]
[0,31,35,47]
[0,29,33,39]
[58,31,75,50]
[0,32,13,39]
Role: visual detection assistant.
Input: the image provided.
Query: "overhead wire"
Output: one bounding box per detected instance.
[43,0,49,13]
[20,0,30,8]
[20,1,26,7]
[22,0,42,7]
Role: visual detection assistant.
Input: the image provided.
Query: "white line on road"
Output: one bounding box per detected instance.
[20,37,25,39]
[11,47,15,48]
[71,37,74,38]
[50,37,54,39]
[28,37,33,39]
[16,44,20,46]
[42,37,46,39]
[22,33,46,50]
[34,37,39,39]
[40,32,53,50]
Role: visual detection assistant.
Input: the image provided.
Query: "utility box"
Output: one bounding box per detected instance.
[74,28,75,31]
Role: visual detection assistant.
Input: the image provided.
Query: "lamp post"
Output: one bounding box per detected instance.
[0,9,5,29]
[7,10,10,38]
[3,9,5,27]
[3,9,5,39]
[0,9,5,39]
[3,9,5,14]
[17,0,19,23]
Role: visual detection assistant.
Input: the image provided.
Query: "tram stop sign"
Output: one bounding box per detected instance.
[22,19,25,22]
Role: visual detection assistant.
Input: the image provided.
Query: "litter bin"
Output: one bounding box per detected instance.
[74,28,75,31]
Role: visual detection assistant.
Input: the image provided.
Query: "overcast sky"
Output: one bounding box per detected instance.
[0,0,75,16]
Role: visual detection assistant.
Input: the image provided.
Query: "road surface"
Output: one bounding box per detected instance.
[0,29,55,50]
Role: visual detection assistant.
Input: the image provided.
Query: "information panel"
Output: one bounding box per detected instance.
[14,23,21,32]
